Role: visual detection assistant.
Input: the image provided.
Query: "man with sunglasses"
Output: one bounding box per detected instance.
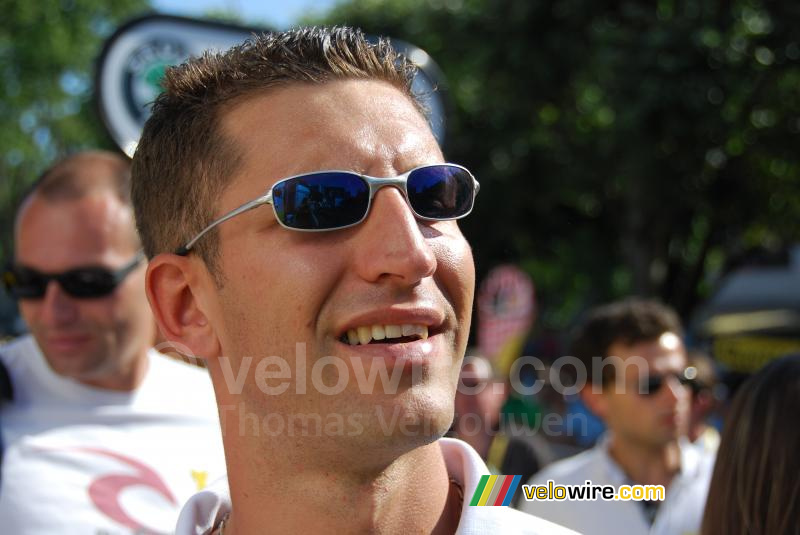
[0,151,225,533]
[132,27,574,534]
[519,299,714,535]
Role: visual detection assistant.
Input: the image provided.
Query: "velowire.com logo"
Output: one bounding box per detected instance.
[469,475,522,506]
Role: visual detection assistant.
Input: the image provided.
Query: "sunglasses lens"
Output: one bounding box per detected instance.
[407,165,475,220]
[641,374,698,395]
[5,257,141,300]
[5,268,46,299]
[272,172,370,230]
[642,376,664,395]
[60,269,117,298]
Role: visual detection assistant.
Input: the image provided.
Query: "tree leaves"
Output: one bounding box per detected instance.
[319,0,800,325]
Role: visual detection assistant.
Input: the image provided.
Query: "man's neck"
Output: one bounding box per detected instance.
[607,435,682,488]
[80,350,150,392]
[226,440,462,535]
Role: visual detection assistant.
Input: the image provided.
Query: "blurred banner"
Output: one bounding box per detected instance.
[692,266,800,373]
[477,265,536,377]
[95,14,448,157]
[712,335,800,374]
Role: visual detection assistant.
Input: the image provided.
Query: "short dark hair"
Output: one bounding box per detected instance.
[131,26,420,278]
[570,298,684,386]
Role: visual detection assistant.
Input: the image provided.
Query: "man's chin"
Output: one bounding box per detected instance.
[44,355,86,376]
[361,396,454,450]
[43,351,104,384]
[642,432,682,449]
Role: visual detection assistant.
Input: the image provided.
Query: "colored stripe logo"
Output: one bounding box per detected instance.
[469,475,522,506]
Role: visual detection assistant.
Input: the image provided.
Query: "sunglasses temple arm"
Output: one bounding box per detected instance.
[176,194,272,256]
[114,251,147,281]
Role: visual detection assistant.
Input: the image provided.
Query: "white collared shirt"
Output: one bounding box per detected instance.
[175,437,578,534]
[517,434,715,535]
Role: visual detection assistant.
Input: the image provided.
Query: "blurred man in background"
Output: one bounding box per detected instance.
[687,350,721,456]
[0,151,225,534]
[519,299,714,535]
[451,353,555,504]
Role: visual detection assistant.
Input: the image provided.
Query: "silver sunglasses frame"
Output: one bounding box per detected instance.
[176,163,479,255]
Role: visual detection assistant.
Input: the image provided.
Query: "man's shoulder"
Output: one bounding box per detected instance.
[0,336,30,401]
[462,505,579,534]
[142,350,217,410]
[0,335,43,397]
[0,335,38,366]
[528,445,603,485]
[147,350,211,384]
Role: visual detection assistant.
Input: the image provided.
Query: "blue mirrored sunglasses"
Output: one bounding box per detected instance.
[177,163,479,255]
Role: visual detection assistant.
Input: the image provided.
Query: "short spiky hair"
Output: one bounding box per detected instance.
[131,26,419,276]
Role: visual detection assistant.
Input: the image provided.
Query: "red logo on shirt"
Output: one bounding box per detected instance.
[74,447,177,533]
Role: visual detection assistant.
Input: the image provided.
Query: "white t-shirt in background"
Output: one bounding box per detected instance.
[0,335,226,535]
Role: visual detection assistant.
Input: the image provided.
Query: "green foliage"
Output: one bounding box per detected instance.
[1,1,797,333]
[0,0,148,258]
[318,0,800,325]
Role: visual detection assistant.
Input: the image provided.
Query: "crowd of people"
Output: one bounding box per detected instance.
[0,25,797,535]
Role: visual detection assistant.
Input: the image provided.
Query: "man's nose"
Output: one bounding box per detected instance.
[40,280,79,325]
[661,375,689,404]
[352,186,437,285]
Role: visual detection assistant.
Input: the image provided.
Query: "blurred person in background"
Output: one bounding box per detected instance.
[519,298,714,535]
[451,354,555,504]
[701,353,800,535]
[686,350,720,456]
[0,151,225,534]
[452,355,507,461]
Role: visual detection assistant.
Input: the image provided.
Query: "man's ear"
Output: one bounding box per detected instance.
[145,253,221,361]
[580,384,608,421]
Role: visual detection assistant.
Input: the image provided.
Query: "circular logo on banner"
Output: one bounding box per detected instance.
[122,39,188,123]
[96,15,449,157]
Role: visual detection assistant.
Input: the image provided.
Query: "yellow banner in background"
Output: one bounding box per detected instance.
[713,336,800,373]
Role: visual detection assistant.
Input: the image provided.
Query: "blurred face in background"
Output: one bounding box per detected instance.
[14,156,153,390]
[454,356,506,431]
[595,333,691,448]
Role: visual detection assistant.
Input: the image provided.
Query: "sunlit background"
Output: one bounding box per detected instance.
[2,1,799,378]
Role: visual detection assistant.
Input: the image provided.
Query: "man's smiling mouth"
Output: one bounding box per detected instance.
[341,324,429,346]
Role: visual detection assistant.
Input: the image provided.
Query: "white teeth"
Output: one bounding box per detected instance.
[347,330,359,345]
[402,324,429,340]
[343,324,429,345]
[371,325,386,340]
[385,325,402,338]
[357,326,372,345]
